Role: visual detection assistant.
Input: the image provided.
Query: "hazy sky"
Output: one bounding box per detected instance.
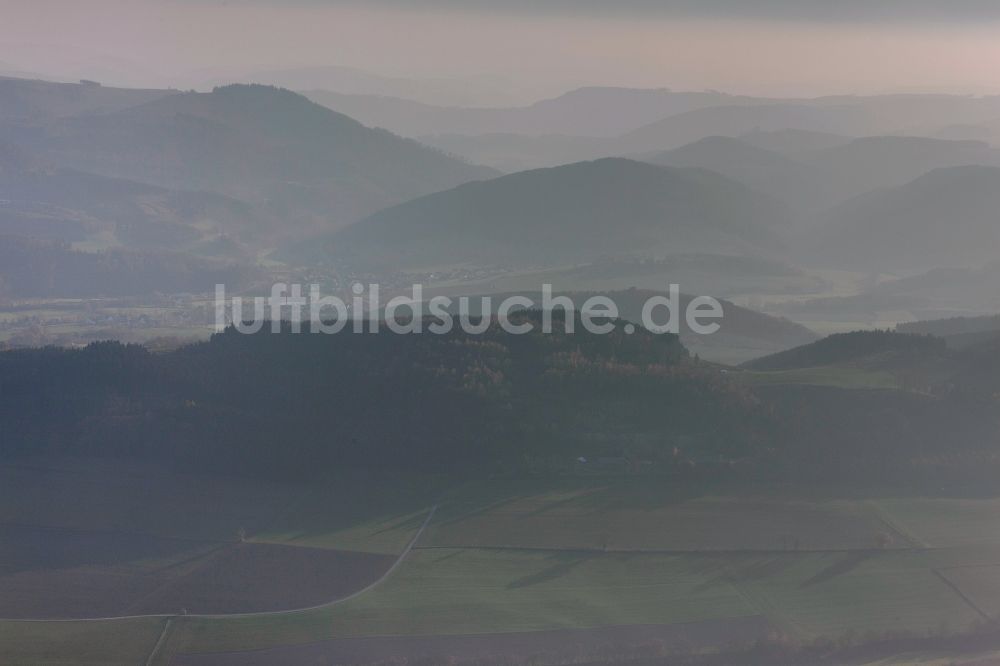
[3,0,1000,102]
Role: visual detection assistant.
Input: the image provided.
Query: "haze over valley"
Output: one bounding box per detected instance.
[4,2,1000,665]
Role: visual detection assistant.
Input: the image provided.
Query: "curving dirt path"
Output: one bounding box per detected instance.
[8,503,439,623]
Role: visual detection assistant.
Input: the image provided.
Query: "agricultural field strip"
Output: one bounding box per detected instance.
[11,493,1000,656]
[413,544,932,555]
[711,562,782,634]
[145,618,173,666]
[118,543,237,616]
[4,503,438,623]
[930,569,992,622]
[932,561,1000,622]
[865,500,931,549]
[719,563,799,638]
[425,491,1000,554]
[430,484,928,554]
[119,501,1000,661]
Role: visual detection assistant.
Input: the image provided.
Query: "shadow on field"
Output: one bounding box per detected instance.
[434,478,707,528]
[729,556,796,582]
[506,552,592,589]
[689,555,796,593]
[801,551,873,588]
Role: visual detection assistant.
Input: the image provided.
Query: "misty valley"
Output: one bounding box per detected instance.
[4,7,1000,666]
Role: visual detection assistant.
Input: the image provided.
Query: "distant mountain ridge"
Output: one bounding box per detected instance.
[215,65,528,107]
[2,84,497,229]
[408,92,1000,173]
[318,158,791,269]
[643,135,1000,215]
[306,86,762,138]
[0,76,176,124]
[641,136,826,212]
[797,135,1000,204]
[621,95,1000,153]
[815,165,1000,271]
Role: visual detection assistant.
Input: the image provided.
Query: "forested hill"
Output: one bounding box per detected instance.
[743,330,947,371]
[4,319,1000,484]
[0,315,769,479]
[898,314,1000,340]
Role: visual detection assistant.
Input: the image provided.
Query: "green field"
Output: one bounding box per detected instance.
[158,548,758,659]
[155,548,994,661]
[250,474,442,554]
[425,480,903,552]
[938,564,1000,620]
[7,547,997,666]
[735,550,984,638]
[6,467,1000,665]
[874,498,1000,549]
